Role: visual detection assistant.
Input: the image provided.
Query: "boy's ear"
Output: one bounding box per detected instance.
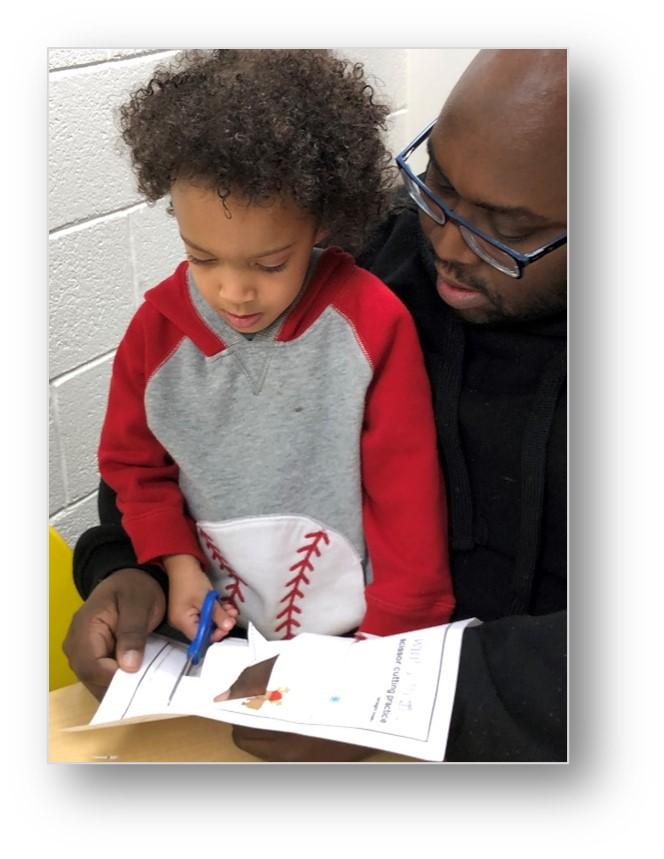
[314,226,329,246]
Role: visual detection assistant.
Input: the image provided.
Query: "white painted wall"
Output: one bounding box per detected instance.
[48,48,476,546]
[405,49,479,173]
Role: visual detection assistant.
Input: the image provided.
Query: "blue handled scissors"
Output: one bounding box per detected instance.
[167,589,220,705]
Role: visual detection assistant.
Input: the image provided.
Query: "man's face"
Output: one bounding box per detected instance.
[419,74,567,325]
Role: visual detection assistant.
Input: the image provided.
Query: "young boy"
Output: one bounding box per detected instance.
[99,49,455,645]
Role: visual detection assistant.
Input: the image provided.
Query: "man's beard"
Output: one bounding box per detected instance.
[420,239,567,326]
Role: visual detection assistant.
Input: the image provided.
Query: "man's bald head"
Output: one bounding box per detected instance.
[442,49,566,161]
[420,49,567,324]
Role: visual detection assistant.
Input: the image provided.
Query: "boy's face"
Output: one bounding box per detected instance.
[170,180,325,334]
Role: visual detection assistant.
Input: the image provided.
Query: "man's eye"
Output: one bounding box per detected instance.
[489,217,537,243]
[494,229,531,242]
[492,226,538,245]
[425,167,457,199]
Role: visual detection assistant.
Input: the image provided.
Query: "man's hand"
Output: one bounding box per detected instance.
[232,726,374,762]
[62,568,166,701]
[218,657,374,762]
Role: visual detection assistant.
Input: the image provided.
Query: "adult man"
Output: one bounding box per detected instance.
[64,49,567,762]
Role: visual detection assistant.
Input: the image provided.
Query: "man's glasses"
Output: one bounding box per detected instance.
[395,120,567,279]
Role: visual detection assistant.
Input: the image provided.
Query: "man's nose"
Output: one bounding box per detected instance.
[428,218,477,268]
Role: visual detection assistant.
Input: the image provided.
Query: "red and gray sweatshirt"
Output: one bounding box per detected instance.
[98,246,455,639]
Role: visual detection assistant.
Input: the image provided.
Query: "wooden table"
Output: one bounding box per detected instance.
[49,683,416,763]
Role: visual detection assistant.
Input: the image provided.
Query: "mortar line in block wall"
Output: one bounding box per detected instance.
[49,486,99,522]
[127,211,141,308]
[50,349,117,387]
[48,50,178,76]
[49,202,148,237]
[49,387,71,506]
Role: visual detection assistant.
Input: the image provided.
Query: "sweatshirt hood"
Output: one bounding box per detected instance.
[143,249,356,356]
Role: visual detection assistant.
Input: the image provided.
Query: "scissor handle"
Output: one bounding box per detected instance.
[186,590,220,666]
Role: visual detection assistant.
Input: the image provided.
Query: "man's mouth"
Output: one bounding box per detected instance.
[435,274,488,311]
[439,275,477,292]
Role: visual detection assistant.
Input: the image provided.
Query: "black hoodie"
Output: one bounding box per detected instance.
[357,200,567,762]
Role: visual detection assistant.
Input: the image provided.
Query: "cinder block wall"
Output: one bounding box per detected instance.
[49,49,184,546]
[48,48,477,547]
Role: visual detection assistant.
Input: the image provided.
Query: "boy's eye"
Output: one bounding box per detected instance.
[257,262,287,273]
[187,254,216,266]
[186,254,288,273]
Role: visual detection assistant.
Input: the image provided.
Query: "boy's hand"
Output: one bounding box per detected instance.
[163,554,238,642]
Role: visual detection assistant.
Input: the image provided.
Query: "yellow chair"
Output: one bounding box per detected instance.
[49,527,83,690]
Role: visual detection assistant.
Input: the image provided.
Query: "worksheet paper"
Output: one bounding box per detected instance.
[79,618,479,761]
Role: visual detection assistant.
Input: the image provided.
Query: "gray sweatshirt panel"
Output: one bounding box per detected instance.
[144,303,373,563]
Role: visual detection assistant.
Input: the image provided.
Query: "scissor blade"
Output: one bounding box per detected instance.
[167,658,192,706]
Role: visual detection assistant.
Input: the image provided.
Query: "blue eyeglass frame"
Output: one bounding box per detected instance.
[395,119,567,279]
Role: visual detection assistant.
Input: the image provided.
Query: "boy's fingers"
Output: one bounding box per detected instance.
[167,596,237,645]
[216,601,237,629]
[183,615,202,642]
[166,605,199,643]
[211,602,236,640]
[222,601,239,617]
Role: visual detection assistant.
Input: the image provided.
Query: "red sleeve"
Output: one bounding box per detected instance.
[335,273,455,636]
[97,304,207,567]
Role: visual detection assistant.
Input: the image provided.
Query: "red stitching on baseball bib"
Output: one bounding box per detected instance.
[198,526,246,610]
[275,529,330,639]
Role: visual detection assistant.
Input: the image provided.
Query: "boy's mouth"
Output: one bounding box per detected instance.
[222,310,264,330]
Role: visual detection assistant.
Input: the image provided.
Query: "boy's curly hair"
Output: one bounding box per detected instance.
[119,49,396,253]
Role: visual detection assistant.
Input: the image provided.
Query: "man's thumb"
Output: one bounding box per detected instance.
[113,574,166,672]
[115,616,151,673]
[117,646,143,672]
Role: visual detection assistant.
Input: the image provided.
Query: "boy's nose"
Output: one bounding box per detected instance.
[219,277,257,304]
